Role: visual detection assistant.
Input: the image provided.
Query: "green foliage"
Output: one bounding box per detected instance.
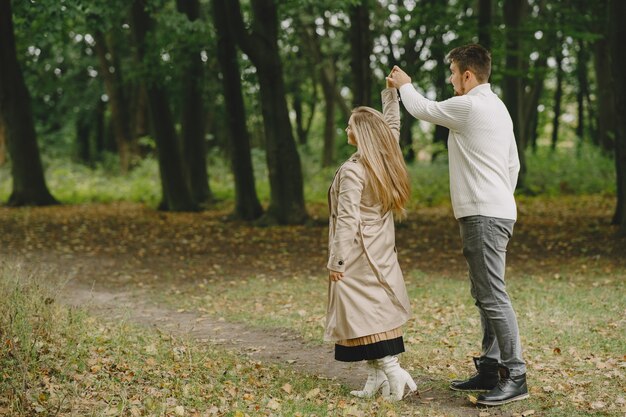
[525,143,615,196]
[0,141,615,207]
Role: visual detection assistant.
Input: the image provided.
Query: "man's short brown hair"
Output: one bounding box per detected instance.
[447,44,491,83]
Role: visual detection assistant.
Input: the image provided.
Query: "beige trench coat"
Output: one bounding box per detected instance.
[324,88,412,342]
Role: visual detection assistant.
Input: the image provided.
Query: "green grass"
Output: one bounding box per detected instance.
[0,142,616,208]
[0,264,453,417]
[1,264,624,415]
[161,268,626,417]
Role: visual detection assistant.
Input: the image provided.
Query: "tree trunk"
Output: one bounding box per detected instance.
[93,29,134,173]
[288,49,317,146]
[0,0,57,206]
[75,111,92,165]
[608,0,626,233]
[176,0,212,206]
[399,108,416,162]
[95,99,105,158]
[551,44,564,151]
[521,55,546,151]
[212,0,263,221]
[292,87,306,145]
[575,40,589,145]
[300,22,337,167]
[131,0,197,211]
[478,0,492,50]
[132,82,150,140]
[394,18,427,162]
[321,69,336,167]
[593,38,615,154]
[431,36,450,161]
[0,117,6,166]
[226,0,307,225]
[349,0,373,107]
[503,0,527,190]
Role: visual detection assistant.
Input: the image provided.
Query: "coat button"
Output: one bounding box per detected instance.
[338,260,344,266]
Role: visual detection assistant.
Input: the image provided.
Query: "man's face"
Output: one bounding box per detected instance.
[449,62,465,96]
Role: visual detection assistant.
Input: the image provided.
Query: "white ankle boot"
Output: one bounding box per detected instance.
[350,360,391,398]
[377,355,417,401]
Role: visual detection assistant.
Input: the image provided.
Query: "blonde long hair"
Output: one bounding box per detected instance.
[350,106,410,217]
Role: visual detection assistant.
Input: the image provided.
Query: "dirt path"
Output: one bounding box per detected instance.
[55,280,511,417]
[3,199,625,416]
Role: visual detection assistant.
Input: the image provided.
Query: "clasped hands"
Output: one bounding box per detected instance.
[386,65,411,89]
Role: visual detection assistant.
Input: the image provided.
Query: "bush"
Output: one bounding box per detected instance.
[0,142,616,207]
[524,143,615,196]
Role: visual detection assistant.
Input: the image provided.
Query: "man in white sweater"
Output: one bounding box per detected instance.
[387,44,528,406]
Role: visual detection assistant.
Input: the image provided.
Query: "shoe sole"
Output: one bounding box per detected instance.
[449,386,491,392]
[476,393,530,406]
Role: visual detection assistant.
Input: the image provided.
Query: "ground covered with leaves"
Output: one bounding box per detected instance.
[0,195,625,416]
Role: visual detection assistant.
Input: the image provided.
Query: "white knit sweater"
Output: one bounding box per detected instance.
[399,83,520,220]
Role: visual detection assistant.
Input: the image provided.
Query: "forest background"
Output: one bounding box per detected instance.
[1,1,626,416]
[0,0,625,230]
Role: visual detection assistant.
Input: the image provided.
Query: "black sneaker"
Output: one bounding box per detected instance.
[450,357,500,392]
[476,367,529,406]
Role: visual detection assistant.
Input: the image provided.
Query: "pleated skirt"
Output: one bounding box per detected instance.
[334,327,405,362]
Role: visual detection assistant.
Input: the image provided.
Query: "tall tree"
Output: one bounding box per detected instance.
[593,26,615,154]
[225,0,307,224]
[0,117,6,166]
[0,0,57,206]
[176,0,213,206]
[300,17,338,167]
[608,0,626,234]
[575,40,591,146]
[212,0,263,221]
[478,0,492,51]
[92,28,136,172]
[551,40,564,151]
[431,33,450,161]
[131,0,197,211]
[349,0,373,107]
[382,2,430,162]
[519,0,547,152]
[502,0,527,189]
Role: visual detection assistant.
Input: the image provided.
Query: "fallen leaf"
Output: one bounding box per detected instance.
[174,405,185,416]
[344,406,364,417]
[590,401,605,409]
[306,388,320,399]
[282,383,292,394]
[267,398,281,410]
[468,394,477,404]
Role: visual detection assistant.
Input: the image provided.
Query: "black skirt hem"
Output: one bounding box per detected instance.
[334,336,405,362]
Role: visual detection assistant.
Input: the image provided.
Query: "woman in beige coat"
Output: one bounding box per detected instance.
[325,79,416,401]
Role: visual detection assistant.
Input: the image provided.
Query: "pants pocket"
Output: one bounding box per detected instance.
[490,219,513,252]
